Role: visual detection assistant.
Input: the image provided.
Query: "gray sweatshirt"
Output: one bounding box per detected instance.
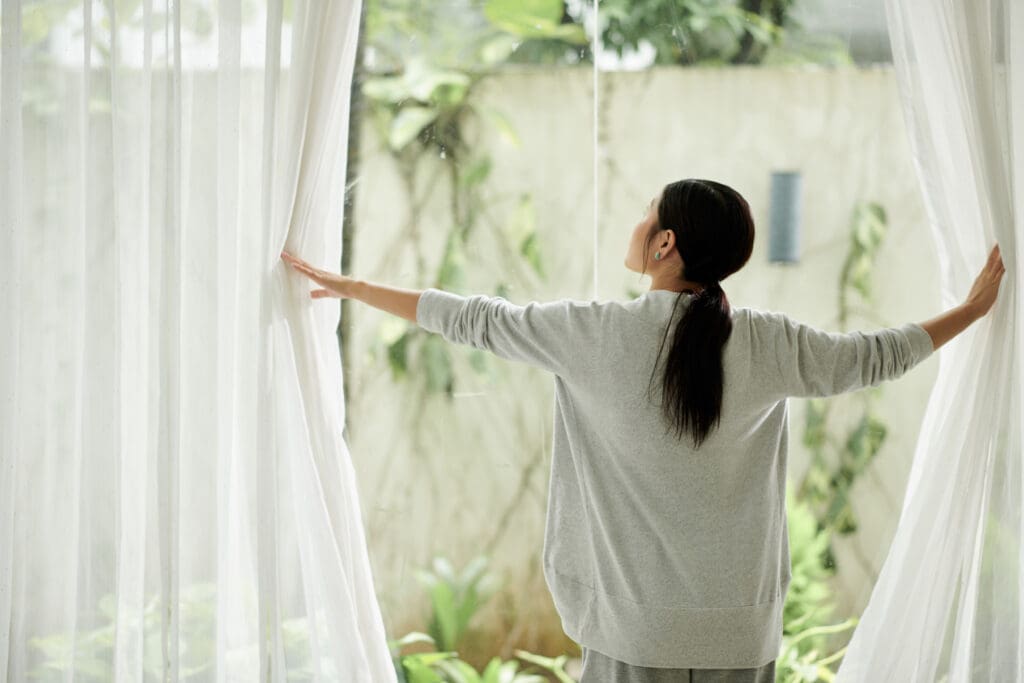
[415,286,935,669]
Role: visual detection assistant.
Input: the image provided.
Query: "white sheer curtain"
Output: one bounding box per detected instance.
[0,1,397,680]
[837,0,1021,680]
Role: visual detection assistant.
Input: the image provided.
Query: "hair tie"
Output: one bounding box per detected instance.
[697,280,722,297]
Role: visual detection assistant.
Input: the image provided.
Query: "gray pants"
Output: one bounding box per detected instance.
[579,647,776,683]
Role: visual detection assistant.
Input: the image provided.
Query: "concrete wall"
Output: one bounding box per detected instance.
[347,65,942,646]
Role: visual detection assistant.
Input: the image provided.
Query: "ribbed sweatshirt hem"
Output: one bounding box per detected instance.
[544,561,787,669]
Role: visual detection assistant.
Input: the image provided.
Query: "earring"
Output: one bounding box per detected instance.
[654,251,661,260]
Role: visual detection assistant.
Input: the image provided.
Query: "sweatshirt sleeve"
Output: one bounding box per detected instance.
[415,287,589,377]
[764,311,935,399]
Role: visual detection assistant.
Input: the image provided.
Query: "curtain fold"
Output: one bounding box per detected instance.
[837,0,1021,680]
[0,0,396,680]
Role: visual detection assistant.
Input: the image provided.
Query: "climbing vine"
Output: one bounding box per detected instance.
[360,0,587,396]
[797,201,892,573]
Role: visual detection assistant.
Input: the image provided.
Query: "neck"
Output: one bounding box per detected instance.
[649,276,705,294]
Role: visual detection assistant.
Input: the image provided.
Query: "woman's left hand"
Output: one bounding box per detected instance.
[281,251,358,299]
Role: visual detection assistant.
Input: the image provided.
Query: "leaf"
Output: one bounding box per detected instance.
[484,0,588,45]
[389,106,439,152]
[433,557,457,585]
[851,202,887,252]
[30,634,72,663]
[420,335,453,394]
[514,650,575,683]
[390,631,437,650]
[802,398,829,451]
[405,63,473,104]
[429,582,459,650]
[474,104,521,148]
[403,657,445,683]
[458,555,489,586]
[387,331,410,380]
[363,75,412,104]
[459,157,493,188]
[455,590,479,638]
[22,1,78,46]
[505,194,545,277]
[506,195,535,244]
[543,23,588,44]
[439,233,468,291]
[688,15,710,32]
[497,660,521,683]
[520,233,545,279]
[478,34,520,65]
[849,254,873,299]
[437,658,482,683]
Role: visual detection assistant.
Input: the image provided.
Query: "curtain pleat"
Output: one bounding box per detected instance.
[0,0,24,677]
[0,1,394,680]
[836,1,1021,680]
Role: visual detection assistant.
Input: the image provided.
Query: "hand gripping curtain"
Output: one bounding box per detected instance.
[0,1,397,681]
[836,0,1022,681]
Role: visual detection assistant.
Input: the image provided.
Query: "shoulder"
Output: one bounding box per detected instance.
[726,307,794,349]
[733,306,790,329]
[544,296,640,331]
[532,294,640,316]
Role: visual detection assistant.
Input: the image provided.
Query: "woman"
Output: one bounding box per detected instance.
[282,178,1005,683]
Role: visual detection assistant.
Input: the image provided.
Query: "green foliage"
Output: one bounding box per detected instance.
[598,0,785,65]
[785,197,896,675]
[783,487,838,638]
[512,650,576,683]
[415,556,502,653]
[778,486,858,681]
[483,0,587,45]
[776,618,857,682]
[592,0,854,67]
[842,203,888,303]
[437,656,549,683]
[389,631,550,683]
[389,556,557,683]
[786,201,892,677]
[365,0,583,74]
[27,583,329,681]
[800,395,890,536]
[505,195,545,279]
[363,1,566,396]
[798,201,891,537]
[393,522,857,682]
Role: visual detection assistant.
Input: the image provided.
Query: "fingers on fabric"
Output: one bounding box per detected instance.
[990,244,1005,273]
[281,252,341,300]
[286,257,324,282]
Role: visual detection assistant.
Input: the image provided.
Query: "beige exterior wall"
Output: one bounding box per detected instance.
[347,65,941,643]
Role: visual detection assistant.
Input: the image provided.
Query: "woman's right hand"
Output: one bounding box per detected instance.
[964,243,1006,318]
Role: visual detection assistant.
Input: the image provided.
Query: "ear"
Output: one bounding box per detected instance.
[662,228,676,249]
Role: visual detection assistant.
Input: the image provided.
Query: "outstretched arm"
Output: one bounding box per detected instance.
[917,243,1005,351]
[280,250,589,376]
[766,243,1005,400]
[281,250,421,322]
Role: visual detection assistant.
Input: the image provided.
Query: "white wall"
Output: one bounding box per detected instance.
[347,65,942,641]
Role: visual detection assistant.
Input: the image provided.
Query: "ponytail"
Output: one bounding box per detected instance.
[642,178,754,449]
[650,281,733,449]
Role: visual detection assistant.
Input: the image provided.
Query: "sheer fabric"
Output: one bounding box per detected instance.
[837,0,1021,680]
[0,1,396,680]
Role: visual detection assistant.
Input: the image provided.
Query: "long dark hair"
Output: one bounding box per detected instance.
[643,179,755,449]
